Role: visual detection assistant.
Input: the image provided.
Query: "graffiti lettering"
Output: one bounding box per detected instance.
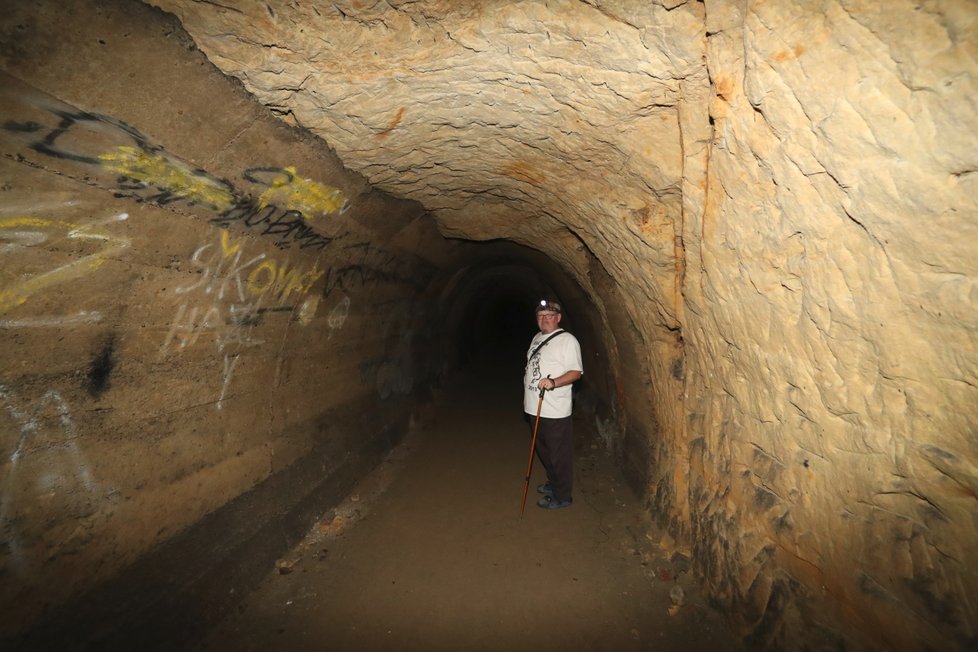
[211,200,335,251]
[321,263,416,299]
[174,230,323,306]
[0,384,107,575]
[100,146,235,212]
[326,296,351,340]
[161,303,225,353]
[319,240,428,300]
[0,214,130,315]
[245,166,349,218]
[6,106,152,166]
[246,257,323,303]
[160,230,324,408]
[175,230,266,303]
[3,90,350,250]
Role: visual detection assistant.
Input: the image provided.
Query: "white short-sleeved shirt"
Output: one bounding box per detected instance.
[523,329,583,418]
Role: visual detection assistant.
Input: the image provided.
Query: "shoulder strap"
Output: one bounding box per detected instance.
[528,329,566,361]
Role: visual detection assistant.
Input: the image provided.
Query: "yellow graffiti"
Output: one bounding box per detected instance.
[257,166,347,218]
[246,258,324,303]
[98,146,235,211]
[220,229,240,259]
[0,217,129,314]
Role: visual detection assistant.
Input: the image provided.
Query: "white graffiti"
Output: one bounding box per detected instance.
[160,230,323,410]
[173,236,266,303]
[296,295,320,327]
[161,231,267,359]
[326,296,351,339]
[0,212,130,316]
[0,199,81,215]
[216,353,240,412]
[0,385,104,575]
[0,310,103,329]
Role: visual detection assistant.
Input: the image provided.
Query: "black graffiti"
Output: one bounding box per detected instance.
[243,166,290,187]
[344,240,420,280]
[111,174,236,211]
[211,200,336,251]
[2,120,43,133]
[322,265,369,298]
[321,263,422,299]
[5,107,155,165]
[6,99,341,251]
[85,338,116,399]
[317,239,433,299]
[5,105,236,211]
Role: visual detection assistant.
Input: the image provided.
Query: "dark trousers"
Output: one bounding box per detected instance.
[529,414,574,502]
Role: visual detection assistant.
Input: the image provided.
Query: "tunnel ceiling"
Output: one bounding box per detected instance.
[147,0,704,319]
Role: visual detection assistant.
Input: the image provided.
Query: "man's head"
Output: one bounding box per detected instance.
[535,299,562,333]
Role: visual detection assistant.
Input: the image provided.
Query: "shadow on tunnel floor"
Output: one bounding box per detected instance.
[185,364,743,652]
[5,356,742,652]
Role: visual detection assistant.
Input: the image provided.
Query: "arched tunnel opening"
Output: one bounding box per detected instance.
[1,2,976,652]
[442,259,547,372]
[439,248,604,384]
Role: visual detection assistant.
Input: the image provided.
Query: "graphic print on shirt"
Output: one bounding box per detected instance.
[527,351,542,391]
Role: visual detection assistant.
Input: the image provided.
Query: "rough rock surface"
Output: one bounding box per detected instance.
[148,0,702,328]
[1,0,974,649]
[692,2,978,649]
[147,1,978,650]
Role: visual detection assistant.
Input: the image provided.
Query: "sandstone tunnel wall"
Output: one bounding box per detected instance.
[2,1,977,651]
[150,1,978,650]
[684,1,978,650]
[0,1,462,641]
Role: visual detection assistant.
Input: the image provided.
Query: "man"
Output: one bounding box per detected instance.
[524,299,583,510]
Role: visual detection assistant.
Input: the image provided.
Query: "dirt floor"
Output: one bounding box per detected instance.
[194,365,744,652]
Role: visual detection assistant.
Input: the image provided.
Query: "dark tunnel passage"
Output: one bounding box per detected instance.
[450,278,536,370]
[434,245,618,434]
[4,2,976,651]
[5,243,645,652]
[442,253,578,369]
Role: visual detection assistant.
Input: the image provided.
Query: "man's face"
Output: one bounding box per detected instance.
[536,310,561,334]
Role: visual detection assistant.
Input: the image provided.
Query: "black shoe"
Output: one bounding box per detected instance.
[537,482,553,496]
[537,495,572,510]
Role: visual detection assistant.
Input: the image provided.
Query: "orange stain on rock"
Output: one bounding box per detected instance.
[499,161,546,186]
[774,45,806,63]
[714,75,736,101]
[376,106,405,139]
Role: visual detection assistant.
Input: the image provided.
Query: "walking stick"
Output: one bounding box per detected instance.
[520,381,548,517]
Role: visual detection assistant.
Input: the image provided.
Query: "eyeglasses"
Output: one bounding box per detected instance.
[537,312,559,319]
